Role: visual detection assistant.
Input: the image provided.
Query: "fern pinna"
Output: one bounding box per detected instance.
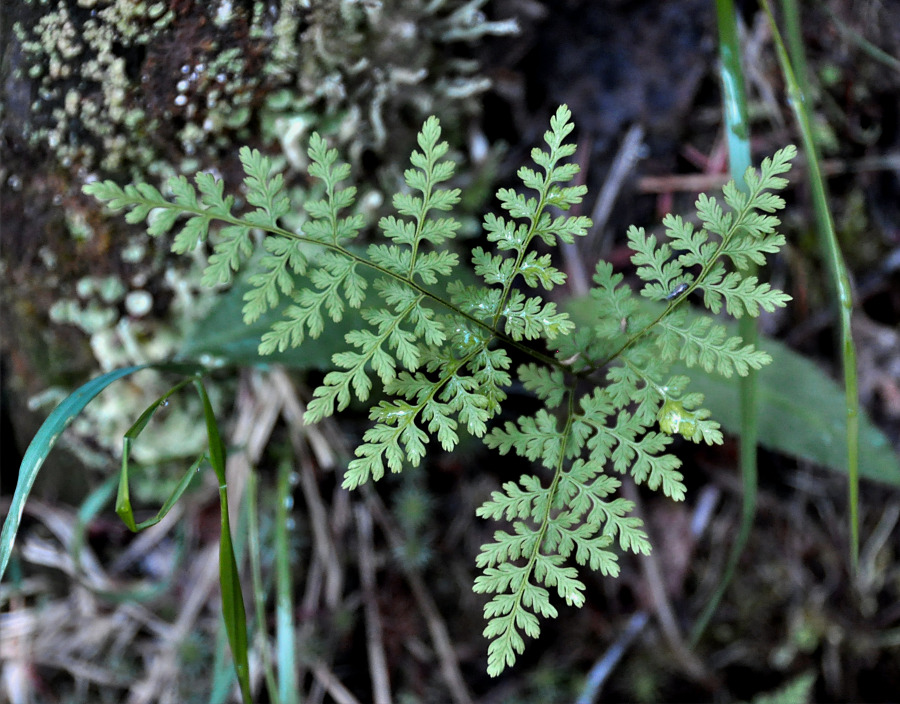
[84,105,795,676]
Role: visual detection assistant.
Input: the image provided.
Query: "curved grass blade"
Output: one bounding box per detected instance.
[195,377,252,703]
[762,0,861,570]
[116,377,199,532]
[691,0,758,646]
[0,362,250,700]
[71,476,188,602]
[1,364,148,582]
[0,362,208,583]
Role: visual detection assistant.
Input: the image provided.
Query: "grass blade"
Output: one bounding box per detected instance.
[1,364,148,582]
[115,377,199,532]
[763,0,861,570]
[248,471,281,703]
[689,0,758,646]
[275,459,299,704]
[195,377,252,702]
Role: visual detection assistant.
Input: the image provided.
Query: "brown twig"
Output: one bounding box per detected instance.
[364,488,474,704]
[354,504,392,704]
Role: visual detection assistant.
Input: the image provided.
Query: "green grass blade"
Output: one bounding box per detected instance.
[0,364,149,582]
[116,377,199,532]
[72,476,188,602]
[275,459,299,704]
[717,0,752,184]
[763,0,861,570]
[211,474,254,704]
[689,0,758,646]
[248,471,281,704]
[195,378,252,703]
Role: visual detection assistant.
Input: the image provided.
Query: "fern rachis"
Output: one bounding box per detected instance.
[85,105,795,676]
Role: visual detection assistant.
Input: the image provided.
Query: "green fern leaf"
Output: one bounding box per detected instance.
[242,238,307,323]
[82,105,797,680]
[202,224,253,287]
[657,309,772,376]
[485,409,562,468]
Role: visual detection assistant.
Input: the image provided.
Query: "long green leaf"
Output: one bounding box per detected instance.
[1,364,148,582]
[691,0,758,646]
[676,335,899,485]
[195,378,252,702]
[116,377,200,532]
[763,0,861,568]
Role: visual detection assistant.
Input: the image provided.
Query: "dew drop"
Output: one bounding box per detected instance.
[174,94,188,106]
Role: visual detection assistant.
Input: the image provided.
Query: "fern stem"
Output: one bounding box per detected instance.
[622,356,667,398]
[507,387,579,651]
[406,159,437,281]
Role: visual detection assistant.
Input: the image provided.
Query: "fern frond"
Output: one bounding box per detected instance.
[259,253,366,354]
[239,146,291,228]
[628,225,686,301]
[656,309,772,376]
[83,105,797,680]
[303,133,364,245]
[700,271,792,317]
[476,105,591,345]
[517,364,567,408]
[474,400,651,675]
[242,237,307,324]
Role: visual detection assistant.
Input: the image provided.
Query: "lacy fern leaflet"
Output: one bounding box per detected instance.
[84,106,795,676]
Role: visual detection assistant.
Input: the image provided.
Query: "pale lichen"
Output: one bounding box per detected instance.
[13,0,516,179]
[7,0,517,480]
